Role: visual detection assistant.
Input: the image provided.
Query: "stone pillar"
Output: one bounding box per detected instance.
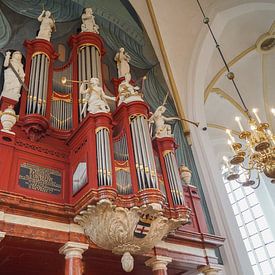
[59,241,89,275]
[198,265,221,275]
[145,256,172,275]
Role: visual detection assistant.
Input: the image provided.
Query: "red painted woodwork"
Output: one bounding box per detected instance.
[153,137,191,219]
[21,39,58,119]
[65,257,83,275]
[22,114,49,141]
[0,96,17,111]
[0,24,225,275]
[153,270,167,275]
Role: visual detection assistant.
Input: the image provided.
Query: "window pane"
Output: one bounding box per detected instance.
[235,215,243,226]
[262,229,274,244]
[234,188,244,201]
[248,251,256,265]
[266,242,275,257]
[256,216,268,231]
[228,193,235,204]
[225,183,231,193]
[239,226,247,238]
[251,205,263,218]
[231,180,240,190]
[242,209,253,223]
[238,198,249,211]
[232,203,238,215]
[244,187,254,195]
[243,238,252,251]
[251,234,262,249]
[260,260,272,274]
[246,221,257,236]
[252,265,261,275]
[254,247,267,262]
[247,193,258,207]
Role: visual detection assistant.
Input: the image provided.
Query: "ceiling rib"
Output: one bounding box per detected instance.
[204,45,256,102]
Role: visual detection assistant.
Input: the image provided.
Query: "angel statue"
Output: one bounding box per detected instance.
[1,51,25,102]
[114,48,131,78]
[117,73,142,105]
[81,8,99,34]
[36,10,56,41]
[80,78,116,114]
[149,105,180,138]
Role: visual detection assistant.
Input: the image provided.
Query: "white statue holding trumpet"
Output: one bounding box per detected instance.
[149,105,180,138]
[79,78,116,114]
[149,93,199,138]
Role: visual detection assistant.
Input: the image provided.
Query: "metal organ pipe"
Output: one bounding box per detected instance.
[130,120,143,189]
[163,151,184,205]
[42,58,49,116]
[37,55,45,114]
[27,57,35,114]
[96,128,112,187]
[27,53,49,115]
[130,115,158,191]
[77,45,102,121]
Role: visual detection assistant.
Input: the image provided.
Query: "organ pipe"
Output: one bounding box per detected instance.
[96,127,112,187]
[163,151,184,205]
[27,53,49,115]
[77,45,102,121]
[130,115,158,190]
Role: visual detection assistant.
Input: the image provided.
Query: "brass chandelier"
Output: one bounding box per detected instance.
[197,0,275,188]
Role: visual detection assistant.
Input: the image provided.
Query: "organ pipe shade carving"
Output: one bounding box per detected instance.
[114,134,132,194]
[78,45,102,121]
[27,53,49,115]
[116,168,132,195]
[96,127,112,186]
[114,133,129,161]
[130,115,158,190]
[163,151,184,205]
[50,95,72,130]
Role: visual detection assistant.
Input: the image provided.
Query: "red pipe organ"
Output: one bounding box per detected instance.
[0,22,224,274]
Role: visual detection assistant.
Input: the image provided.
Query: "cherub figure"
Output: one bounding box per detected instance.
[36,10,56,41]
[149,105,180,138]
[1,51,25,102]
[117,73,142,105]
[81,8,99,33]
[114,48,130,78]
[80,78,115,114]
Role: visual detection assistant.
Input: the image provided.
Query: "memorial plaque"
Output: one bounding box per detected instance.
[19,163,62,195]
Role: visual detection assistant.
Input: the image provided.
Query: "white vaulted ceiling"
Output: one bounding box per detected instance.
[131,0,275,166]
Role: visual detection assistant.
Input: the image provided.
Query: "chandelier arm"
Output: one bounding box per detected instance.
[196,0,252,119]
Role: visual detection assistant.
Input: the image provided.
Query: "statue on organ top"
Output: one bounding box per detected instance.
[36,10,56,41]
[81,8,99,34]
[114,47,130,78]
[117,73,143,105]
[149,105,180,138]
[80,78,116,114]
[1,51,25,102]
